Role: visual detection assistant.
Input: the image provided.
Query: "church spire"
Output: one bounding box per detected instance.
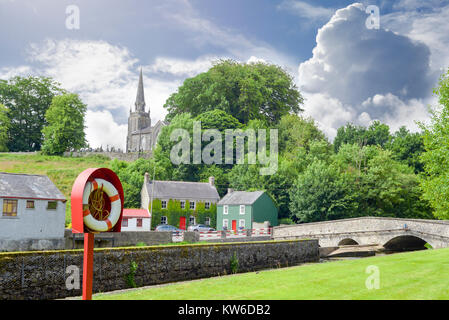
[135,68,146,112]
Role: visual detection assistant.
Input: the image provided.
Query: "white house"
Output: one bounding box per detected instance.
[0,172,66,250]
[121,208,151,231]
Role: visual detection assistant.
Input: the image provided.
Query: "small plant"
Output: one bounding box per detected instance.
[230,252,239,274]
[136,242,147,247]
[126,261,139,288]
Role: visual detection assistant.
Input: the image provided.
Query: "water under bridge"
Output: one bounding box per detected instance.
[273,217,449,251]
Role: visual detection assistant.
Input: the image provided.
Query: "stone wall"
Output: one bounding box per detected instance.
[0,239,319,300]
[63,151,152,162]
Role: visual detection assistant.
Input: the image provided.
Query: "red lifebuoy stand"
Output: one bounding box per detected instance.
[71,168,124,300]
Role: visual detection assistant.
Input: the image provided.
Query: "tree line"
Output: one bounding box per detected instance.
[2,61,449,223]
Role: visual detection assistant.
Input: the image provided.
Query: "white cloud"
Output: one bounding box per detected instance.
[297,3,435,139]
[145,56,215,77]
[277,0,334,22]
[85,110,127,150]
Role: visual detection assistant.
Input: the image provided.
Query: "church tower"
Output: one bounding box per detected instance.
[126,68,152,152]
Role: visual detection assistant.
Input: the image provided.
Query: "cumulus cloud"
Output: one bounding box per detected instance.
[297,3,435,140]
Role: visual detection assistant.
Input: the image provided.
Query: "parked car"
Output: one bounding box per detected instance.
[155,224,184,233]
[187,224,215,232]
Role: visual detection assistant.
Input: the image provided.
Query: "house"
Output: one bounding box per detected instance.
[216,189,278,231]
[141,173,220,229]
[121,208,151,231]
[0,172,66,250]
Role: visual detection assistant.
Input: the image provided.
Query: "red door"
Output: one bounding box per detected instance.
[232,220,237,232]
[179,216,186,230]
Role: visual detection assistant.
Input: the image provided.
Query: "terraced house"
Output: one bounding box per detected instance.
[141,173,220,229]
[216,189,278,231]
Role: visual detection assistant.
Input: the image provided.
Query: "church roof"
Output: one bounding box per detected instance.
[145,180,220,201]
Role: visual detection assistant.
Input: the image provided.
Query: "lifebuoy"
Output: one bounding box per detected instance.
[82,178,121,232]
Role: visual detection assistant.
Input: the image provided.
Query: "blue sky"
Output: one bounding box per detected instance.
[1,0,449,149]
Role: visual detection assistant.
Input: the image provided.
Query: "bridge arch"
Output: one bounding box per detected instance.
[338,238,359,246]
[383,235,430,252]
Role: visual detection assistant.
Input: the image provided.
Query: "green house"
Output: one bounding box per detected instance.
[216,190,278,231]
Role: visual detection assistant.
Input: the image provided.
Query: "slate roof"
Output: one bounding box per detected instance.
[0,172,66,201]
[218,191,265,205]
[145,180,220,201]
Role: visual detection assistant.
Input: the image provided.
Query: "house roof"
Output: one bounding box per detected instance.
[145,180,220,201]
[123,208,150,218]
[0,172,66,201]
[218,191,265,205]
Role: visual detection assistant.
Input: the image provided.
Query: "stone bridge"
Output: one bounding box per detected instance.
[273,217,449,250]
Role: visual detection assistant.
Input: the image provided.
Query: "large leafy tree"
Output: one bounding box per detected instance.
[41,93,87,155]
[420,69,449,219]
[164,60,303,125]
[0,76,65,151]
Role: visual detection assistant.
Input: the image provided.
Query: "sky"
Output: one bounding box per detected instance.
[1,0,448,149]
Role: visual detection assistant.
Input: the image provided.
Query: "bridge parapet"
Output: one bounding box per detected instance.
[273,217,449,249]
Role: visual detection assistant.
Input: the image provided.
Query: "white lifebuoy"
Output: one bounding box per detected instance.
[82,178,121,232]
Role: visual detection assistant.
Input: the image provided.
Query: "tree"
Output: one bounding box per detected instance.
[0,76,65,151]
[278,114,327,154]
[0,104,9,151]
[420,69,449,219]
[164,60,303,125]
[289,161,357,223]
[41,93,87,155]
[386,126,425,173]
[333,121,391,152]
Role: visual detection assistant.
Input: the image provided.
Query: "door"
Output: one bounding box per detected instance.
[179,216,186,230]
[232,220,237,232]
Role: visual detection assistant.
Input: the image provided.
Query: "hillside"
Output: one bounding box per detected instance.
[0,153,112,226]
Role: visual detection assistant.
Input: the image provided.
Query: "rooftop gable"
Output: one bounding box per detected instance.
[218,191,265,205]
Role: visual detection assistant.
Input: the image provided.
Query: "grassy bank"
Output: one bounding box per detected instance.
[94,248,449,300]
[0,153,111,226]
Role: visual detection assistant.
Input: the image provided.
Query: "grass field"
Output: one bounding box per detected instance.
[0,153,111,226]
[94,248,449,300]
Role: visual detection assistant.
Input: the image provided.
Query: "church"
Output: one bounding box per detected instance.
[126,69,165,153]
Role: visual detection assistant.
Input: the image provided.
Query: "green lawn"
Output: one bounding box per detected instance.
[95,248,449,300]
[0,153,111,225]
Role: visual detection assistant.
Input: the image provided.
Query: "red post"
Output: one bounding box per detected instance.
[82,233,95,300]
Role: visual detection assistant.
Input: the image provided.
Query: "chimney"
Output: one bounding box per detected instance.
[209,176,215,186]
[227,188,234,194]
[144,172,149,185]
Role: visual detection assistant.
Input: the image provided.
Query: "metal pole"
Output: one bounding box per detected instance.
[82,233,95,300]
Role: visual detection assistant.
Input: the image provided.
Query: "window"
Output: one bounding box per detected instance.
[2,199,17,217]
[240,205,245,215]
[26,200,35,209]
[205,217,211,226]
[239,219,245,228]
[180,201,185,209]
[223,205,228,215]
[161,200,167,209]
[47,201,57,210]
[137,218,143,227]
[205,202,210,210]
[223,219,228,229]
[189,201,195,210]
[122,218,128,227]
[161,216,167,224]
[189,216,195,225]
